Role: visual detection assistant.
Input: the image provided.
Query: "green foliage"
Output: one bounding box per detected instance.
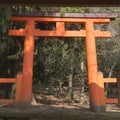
[90,7,120,77]
[0,7,23,78]
[0,7,11,27]
[60,7,89,14]
[0,7,11,42]
[33,36,86,87]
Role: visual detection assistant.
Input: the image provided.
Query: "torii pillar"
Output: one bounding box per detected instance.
[22,20,35,106]
[86,20,104,112]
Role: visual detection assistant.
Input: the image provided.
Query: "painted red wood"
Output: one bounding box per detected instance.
[15,74,23,106]
[22,20,35,106]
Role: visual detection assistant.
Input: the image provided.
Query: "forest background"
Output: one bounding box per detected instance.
[0,7,120,104]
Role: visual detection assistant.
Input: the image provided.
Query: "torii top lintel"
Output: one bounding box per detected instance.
[0,0,120,6]
[11,12,117,20]
[9,13,117,38]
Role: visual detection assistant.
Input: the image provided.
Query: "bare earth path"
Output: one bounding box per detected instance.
[0,102,120,120]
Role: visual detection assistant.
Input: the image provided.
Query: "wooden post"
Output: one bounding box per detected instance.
[98,72,106,111]
[22,20,35,106]
[56,22,64,32]
[85,20,104,113]
[15,74,23,106]
[116,69,120,105]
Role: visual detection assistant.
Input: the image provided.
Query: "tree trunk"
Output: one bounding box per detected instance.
[80,61,85,93]
[10,84,16,99]
[67,66,74,100]
[80,60,86,104]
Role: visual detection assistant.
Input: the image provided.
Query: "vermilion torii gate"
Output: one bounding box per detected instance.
[8,13,116,112]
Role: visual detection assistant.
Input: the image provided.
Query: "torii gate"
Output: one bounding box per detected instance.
[1,13,117,113]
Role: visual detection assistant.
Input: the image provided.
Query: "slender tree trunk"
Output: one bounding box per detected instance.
[81,61,85,93]
[68,66,74,100]
[10,84,16,99]
[80,60,86,104]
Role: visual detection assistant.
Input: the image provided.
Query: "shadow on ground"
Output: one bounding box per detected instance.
[0,103,119,120]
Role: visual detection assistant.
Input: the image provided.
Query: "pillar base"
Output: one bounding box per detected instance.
[90,104,106,113]
[15,102,31,108]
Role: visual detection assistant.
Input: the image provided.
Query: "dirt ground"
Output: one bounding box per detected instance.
[0,89,119,119]
[0,97,120,120]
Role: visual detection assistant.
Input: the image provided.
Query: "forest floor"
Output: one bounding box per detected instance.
[0,94,120,120]
[0,84,119,119]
